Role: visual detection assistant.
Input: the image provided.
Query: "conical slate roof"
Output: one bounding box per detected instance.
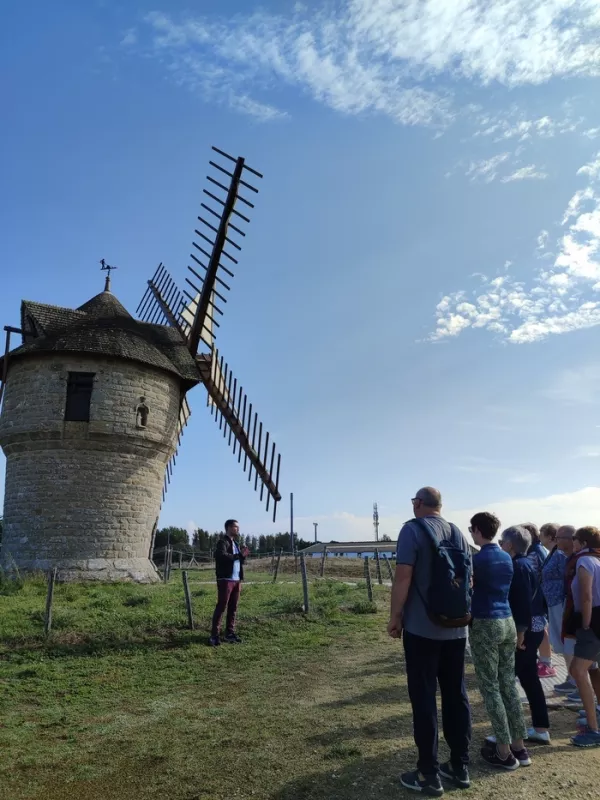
[77,290,132,319]
[3,287,200,389]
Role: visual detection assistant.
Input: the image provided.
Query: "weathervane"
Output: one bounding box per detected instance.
[100,258,117,291]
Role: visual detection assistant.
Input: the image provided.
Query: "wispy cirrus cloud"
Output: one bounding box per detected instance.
[125,2,600,125]
[501,165,548,183]
[430,149,600,344]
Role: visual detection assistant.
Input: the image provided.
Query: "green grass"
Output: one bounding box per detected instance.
[0,576,599,800]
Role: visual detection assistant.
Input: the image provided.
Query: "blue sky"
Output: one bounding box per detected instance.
[2,1,600,542]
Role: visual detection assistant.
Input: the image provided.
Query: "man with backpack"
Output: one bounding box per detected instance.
[388,487,473,797]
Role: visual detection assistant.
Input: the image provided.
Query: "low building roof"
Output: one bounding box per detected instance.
[299,541,397,554]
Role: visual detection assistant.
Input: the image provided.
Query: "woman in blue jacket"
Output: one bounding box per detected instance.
[501,526,551,744]
[469,514,530,770]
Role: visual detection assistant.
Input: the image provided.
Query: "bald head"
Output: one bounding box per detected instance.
[413,487,442,518]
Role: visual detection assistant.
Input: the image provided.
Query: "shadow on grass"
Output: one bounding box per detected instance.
[308,714,412,746]
[269,749,518,800]
[321,684,408,708]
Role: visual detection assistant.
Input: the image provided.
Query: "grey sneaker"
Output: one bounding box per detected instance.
[208,635,221,647]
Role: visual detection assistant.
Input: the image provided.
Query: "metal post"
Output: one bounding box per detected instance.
[294,548,298,575]
[44,568,57,636]
[290,492,294,553]
[374,549,383,585]
[364,556,373,602]
[384,554,394,581]
[273,547,283,583]
[320,546,327,578]
[182,570,194,630]
[313,522,318,543]
[300,553,310,613]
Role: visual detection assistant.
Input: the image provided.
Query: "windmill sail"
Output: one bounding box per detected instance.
[197,348,282,521]
[134,146,282,520]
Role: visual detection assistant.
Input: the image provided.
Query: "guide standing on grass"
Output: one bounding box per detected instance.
[209,520,249,647]
[388,487,473,797]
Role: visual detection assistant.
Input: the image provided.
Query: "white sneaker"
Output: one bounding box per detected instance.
[526,728,551,744]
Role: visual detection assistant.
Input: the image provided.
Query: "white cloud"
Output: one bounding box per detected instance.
[466,153,510,183]
[583,127,600,139]
[132,2,600,125]
[573,445,600,458]
[431,155,600,344]
[577,152,600,181]
[474,112,580,142]
[121,29,137,46]
[501,165,548,183]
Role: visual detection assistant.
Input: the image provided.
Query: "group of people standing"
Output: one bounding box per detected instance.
[389,487,600,797]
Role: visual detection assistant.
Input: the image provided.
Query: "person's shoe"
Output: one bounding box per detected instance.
[537,663,557,678]
[554,679,577,694]
[208,635,221,647]
[511,747,532,766]
[571,727,600,747]
[438,762,470,789]
[224,632,242,644]
[480,746,519,770]
[526,728,551,744]
[565,690,583,704]
[400,770,444,796]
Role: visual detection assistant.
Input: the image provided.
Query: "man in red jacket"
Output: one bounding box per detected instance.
[209,520,250,647]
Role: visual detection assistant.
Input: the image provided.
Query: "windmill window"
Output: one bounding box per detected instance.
[64,372,95,422]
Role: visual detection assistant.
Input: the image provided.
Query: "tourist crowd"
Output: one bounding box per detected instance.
[388,487,600,797]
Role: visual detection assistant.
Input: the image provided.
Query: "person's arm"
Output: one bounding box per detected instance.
[388,524,417,638]
[509,563,531,647]
[215,539,240,563]
[388,565,413,638]
[577,564,594,630]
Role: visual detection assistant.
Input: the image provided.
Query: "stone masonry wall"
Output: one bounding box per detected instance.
[0,354,183,582]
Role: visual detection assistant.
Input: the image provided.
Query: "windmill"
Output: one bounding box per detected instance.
[137,147,282,520]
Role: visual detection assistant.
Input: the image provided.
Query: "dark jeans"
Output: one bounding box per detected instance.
[403,631,472,776]
[211,580,241,637]
[515,629,550,729]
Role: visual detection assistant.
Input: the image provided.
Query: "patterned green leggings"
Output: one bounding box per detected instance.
[470,617,528,745]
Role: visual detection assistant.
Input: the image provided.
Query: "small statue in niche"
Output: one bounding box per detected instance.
[136,396,149,428]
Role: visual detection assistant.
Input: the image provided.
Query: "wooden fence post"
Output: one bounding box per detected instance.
[179,551,183,570]
[164,545,173,583]
[44,567,57,636]
[300,553,310,613]
[384,554,394,582]
[273,548,283,583]
[374,549,383,585]
[320,546,327,578]
[182,570,194,630]
[364,556,373,602]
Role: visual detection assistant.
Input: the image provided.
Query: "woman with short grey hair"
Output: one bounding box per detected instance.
[499,526,551,743]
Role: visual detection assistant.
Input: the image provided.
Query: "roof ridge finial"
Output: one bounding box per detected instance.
[100,258,118,292]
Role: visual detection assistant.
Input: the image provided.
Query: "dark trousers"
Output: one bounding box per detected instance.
[515,629,550,729]
[211,580,241,637]
[403,631,472,776]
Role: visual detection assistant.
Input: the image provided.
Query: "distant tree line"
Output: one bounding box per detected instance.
[153,526,312,557]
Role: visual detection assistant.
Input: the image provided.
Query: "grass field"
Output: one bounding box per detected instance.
[0,574,598,800]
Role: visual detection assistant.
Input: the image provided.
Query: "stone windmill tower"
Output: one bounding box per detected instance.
[0,147,282,582]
